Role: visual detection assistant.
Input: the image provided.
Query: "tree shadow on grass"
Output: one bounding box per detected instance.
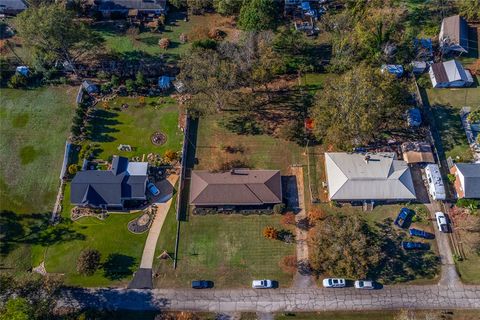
[432,105,468,153]
[0,210,86,256]
[87,109,120,143]
[103,253,136,281]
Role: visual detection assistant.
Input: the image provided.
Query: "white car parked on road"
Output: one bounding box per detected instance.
[354,280,374,289]
[435,211,448,232]
[322,278,346,288]
[252,280,273,289]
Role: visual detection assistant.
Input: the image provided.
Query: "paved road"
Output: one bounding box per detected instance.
[59,284,480,313]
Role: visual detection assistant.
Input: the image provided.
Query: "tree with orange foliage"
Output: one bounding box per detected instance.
[281,212,296,226]
[262,226,278,239]
[308,207,326,222]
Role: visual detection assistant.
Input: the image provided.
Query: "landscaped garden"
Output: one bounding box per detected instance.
[81,96,183,162]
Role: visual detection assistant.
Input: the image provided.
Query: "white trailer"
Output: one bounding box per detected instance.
[425,164,446,200]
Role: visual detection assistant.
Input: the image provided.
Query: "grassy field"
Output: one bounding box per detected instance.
[154,207,295,288]
[195,114,306,174]
[84,96,182,161]
[94,12,235,62]
[0,86,76,214]
[37,183,148,287]
[455,213,480,284]
[275,310,480,320]
[426,84,480,162]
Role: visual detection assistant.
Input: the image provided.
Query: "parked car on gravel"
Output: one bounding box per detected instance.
[409,228,435,239]
[322,278,346,288]
[435,212,448,233]
[402,241,429,250]
[394,208,414,228]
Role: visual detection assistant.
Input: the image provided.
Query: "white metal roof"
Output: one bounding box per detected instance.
[325,153,417,201]
[425,164,446,199]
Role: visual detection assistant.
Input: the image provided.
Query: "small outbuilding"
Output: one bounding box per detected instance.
[15,66,29,76]
[439,15,469,54]
[158,76,172,90]
[82,80,99,94]
[429,60,474,88]
[411,61,428,75]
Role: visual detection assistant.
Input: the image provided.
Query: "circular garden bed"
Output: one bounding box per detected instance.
[151,131,167,146]
[127,212,152,234]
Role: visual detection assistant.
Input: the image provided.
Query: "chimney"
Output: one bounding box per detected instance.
[365,155,371,164]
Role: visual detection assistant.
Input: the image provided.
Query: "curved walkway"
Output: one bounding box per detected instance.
[139,174,178,269]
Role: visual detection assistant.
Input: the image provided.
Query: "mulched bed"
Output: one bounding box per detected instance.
[151,131,167,146]
[127,212,153,234]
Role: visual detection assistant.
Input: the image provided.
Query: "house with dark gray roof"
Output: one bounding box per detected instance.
[450,163,480,199]
[71,156,148,209]
[189,169,282,208]
[0,0,27,15]
[439,15,469,54]
[429,60,474,88]
[95,0,167,17]
[324,152,417,202]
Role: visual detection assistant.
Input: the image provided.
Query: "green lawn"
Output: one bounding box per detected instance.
[195,114,306,174]
[0,86,76,214]
[154,210,295,288]
[426,85,480,162]
[38,183,148,287]
[85,96,182,161]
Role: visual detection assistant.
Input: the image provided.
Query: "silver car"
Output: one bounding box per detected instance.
[252,280,273,289]
[322,278,346,288]
[354,280,374,289]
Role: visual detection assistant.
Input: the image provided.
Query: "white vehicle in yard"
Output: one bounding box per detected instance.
[322,278,346,288]
[252,280,273,289]
[435,212,449,232]
[354,280,375,289]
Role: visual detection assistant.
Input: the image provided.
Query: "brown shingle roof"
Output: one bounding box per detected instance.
[189,170,282,206]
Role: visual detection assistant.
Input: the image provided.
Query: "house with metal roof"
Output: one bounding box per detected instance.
[71,156,148,209]
[428,60,474,88]
[0,0,27,15]
[324,153,417,202]
[450,163,480,199]
[439,15,469,54]
[96,0,167,17]
[189,169,282,208]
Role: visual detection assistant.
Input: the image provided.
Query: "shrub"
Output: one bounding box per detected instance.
[135,71,146,87]
[281,212,296,226]
[273,203,285,214]
[68,164,79,175]
[307,207,327,222]
[262,226,278,239]
[191,39,217,50]
[447,173,456,184]
[457,199,480,214]
[125,79,136,92]
[158,38,170,50]
[164,150,178,162]
[111,75,120,87]
[215,159,251,172]
[77,249,101,276]
[279,255,297,274]
[7,73,28,88]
